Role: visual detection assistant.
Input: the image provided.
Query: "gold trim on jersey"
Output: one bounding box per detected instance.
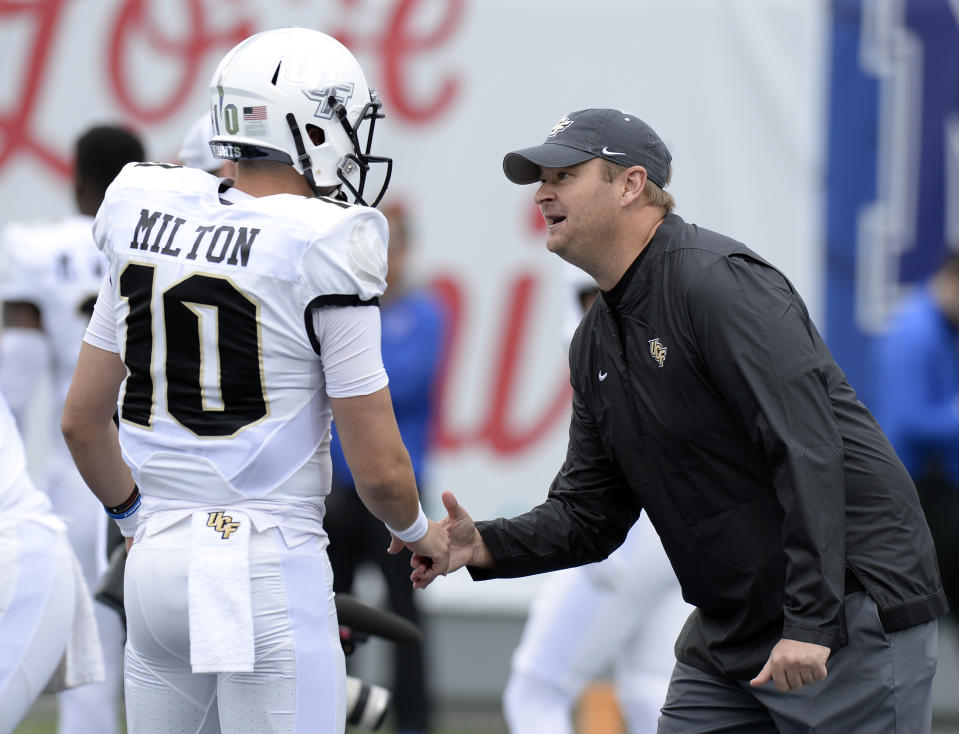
[183,301,224,413]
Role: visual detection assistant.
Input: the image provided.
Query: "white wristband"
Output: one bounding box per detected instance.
[386,504,428,543]
[113,512,138,538]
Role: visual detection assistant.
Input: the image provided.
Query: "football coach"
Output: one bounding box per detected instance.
[415,108,948,733]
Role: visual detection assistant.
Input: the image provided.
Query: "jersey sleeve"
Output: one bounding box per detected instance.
[312,304,388,398]
[300,206,388,303]
[83,274,119,353]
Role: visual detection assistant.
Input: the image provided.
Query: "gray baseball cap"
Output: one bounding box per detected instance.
[503,108,671,188]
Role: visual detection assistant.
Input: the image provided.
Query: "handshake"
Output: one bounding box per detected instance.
[385,491,493,589]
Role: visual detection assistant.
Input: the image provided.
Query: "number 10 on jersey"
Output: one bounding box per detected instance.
[119,263,267,437]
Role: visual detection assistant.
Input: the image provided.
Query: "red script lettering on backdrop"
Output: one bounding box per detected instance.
[329,0,465,123]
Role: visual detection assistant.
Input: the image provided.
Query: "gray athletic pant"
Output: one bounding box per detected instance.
[658,592,939,733]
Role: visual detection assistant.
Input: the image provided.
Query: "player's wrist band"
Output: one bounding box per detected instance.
[104,485,141,538]
[386,504,428,543]
[104,484,140,519]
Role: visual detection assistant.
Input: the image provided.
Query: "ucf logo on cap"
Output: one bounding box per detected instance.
[549,115,574,136]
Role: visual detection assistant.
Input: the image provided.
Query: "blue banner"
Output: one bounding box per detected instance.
[826,0,959,408]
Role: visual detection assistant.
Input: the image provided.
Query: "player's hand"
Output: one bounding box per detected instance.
[749,638,830,692]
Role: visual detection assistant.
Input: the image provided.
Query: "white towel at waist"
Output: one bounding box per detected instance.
[188,509,254,673]
[44,534,105,692]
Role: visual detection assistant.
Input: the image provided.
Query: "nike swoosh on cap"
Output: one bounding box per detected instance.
[601,147,626,156]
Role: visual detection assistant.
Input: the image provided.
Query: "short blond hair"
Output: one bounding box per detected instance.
[601,160,675,213]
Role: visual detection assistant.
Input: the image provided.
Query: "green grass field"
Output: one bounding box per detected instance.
[12,694,510,734]
[13,696,96,734]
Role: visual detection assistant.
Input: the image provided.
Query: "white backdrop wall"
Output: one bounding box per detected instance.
[0,0,827,609]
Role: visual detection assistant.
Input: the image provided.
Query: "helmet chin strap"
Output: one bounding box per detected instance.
[285,113,325,197]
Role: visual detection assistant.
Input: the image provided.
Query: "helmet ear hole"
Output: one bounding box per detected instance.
[306,124,325,146]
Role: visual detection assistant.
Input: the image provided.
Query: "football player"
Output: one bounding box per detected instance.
[0,124,145,734]
[61,28,448,734]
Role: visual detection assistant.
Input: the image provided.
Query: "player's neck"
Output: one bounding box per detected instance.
[232,162,316,199]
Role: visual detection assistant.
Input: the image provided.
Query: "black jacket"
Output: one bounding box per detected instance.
[472,213,947,678]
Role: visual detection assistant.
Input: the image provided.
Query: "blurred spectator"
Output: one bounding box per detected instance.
[873,252,959,612]
[326,201,446,734]
[0,124,145,734]
[177,113,237,178]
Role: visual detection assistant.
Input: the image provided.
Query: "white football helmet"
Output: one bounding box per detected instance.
[208,27,391,206]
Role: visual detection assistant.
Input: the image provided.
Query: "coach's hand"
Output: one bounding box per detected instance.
[411,490,496,591]
[388,518,450,589]
[750,638,830,692]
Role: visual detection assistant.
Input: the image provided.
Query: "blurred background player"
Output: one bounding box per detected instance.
[0,387,103,734]
[503,263,690,734]
[873,251,959,621]
[326,199,447,734]
[177,113,237,179]
[0,124,145,734]
[60,28,448,733]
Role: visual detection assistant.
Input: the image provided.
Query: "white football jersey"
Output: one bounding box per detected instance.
[91,162,389,539]
[0,214,107,486]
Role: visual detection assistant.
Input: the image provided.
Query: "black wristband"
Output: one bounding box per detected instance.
[105,484,140,517]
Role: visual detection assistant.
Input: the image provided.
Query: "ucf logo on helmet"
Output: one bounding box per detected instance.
[303,83,356,120]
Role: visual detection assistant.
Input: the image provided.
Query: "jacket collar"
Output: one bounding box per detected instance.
[601,212,684,312]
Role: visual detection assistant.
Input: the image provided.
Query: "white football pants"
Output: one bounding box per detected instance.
[123,518,345,733]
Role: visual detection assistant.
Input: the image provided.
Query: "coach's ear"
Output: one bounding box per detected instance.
[620,166,648,208]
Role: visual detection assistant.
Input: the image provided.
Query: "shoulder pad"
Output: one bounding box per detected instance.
[300,206,388,301]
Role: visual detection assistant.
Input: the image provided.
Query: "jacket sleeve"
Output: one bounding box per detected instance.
[686,253,846,649]
[469,383,639,580]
